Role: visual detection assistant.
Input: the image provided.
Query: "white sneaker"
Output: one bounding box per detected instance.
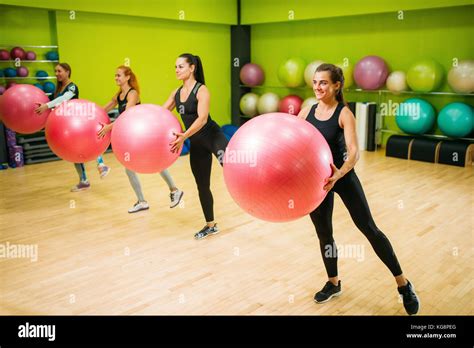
[170,189,184,208]
[128,201,149,213]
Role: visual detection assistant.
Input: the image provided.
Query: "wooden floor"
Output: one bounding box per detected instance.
[0,149,472,315]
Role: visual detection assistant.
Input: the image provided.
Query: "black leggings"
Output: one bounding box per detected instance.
[309,169,403,278]
[189,124,228,222]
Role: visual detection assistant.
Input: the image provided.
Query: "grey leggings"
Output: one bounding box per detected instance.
[125,168,176,202]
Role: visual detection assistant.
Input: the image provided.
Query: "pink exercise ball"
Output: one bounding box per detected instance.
[10,47,26,60]
[0,84,50,134]
[111,104,181,174]
[17,66,29,77]
[25,51,36,60]
[45,99,111,162]
[223,113,333,222]
[279,95,303,115]
[0,49,10,60]
[354,55,389,90]
[240,63,265,87]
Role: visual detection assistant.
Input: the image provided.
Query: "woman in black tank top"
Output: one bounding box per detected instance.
[297,64,419,315]
[100,65,183,213]
[163,53,228,240]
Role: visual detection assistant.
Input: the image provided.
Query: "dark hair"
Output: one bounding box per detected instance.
[315,63,346,104]
[179,53,205,84]
[55,62,72,98]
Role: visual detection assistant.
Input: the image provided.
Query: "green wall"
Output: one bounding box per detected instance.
[248,5,474,145]
[55,10,231,125]
[241,0,472,24]
[0,0,237,25]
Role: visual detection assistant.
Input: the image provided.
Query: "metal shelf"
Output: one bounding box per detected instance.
[0,45,58,48]
[0,60,59,63]
[240,85,474,97]
[1,77,57,80]
[380,129,474,142]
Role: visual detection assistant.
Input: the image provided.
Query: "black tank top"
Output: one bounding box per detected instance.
[54,82,79,100]
[306,103,347,167]
[174,82,214,135]
[117,88,140,115]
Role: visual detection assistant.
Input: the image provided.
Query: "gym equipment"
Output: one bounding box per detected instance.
[278,57,306,87]
[447,60,474,93]
[278,95,303,115]
[257,92,280,114]
[354,55,389,90]
[396,98,436,135]
[45,99,111,162]
[240,63,264,87]
[406,59,444,92]
[410,137,441,163]
[111,104,181,173]
[437,102,473,138]
[336,62,354,88]
[385,135,415,159]
[438,141,474,167]
[0,49,9,60]
[0,84,50,134]
[45,51,59,61]
[386,71,407,93]
[4,68,17,77]
[223,112,332,222]
[17,66,29,77]
[239,92,259,117]
[43,82,55,94]
[25,51,36,60]
[10,47,26,60]
[304,60,324,88]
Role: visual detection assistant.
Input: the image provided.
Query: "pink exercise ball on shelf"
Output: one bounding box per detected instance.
[111,104,182,174]
[0,49,10,60]
[17,66,29,77]
[223,113,333,222]
[240,63,265,87]
[354,55,389,90]
[279,95,303,115]
[10,47,26,60]
[25,51,37,60]
[0,84,50,134]
[45,99,111,162]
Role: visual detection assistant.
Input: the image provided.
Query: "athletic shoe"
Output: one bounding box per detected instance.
[398,280,420,315]
[314,280,342,304]
[128,201,149,214]
[98,164,111,179]
[71,181,90,192]
[194,224,219,240]
[170,189,184,208]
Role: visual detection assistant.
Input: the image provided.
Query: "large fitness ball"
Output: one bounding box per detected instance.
[223,113,332,222]
[279,95,303,115]
[437,102,473,138]
[336,62,354,89]
[25,51,36,60]
[17,66,29,77]
[257,92,280,114]
[304,60,324,88]
[406,59,444,92]
[278,57,306,87]
[240,63,265,87]
[0,49,9,60]
[396,98,436,135]
[10,47,26,60]
[45,51,59,61]
[4,68,17,77]
[447,60,474,94]
[240,92,259,117]
[0,84,50,134]
[354,55,389,90]
[43,82,55,94]
[45,99,111,162]
[35,70,48,81]
[386,71,407,93]
[111,104,181,173]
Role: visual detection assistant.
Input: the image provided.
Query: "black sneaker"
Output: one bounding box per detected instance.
[398,280,420,315]
[314,280,342,304]
[194,224,219,240]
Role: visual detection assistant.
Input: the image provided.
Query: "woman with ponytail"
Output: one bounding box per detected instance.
[99,65,184,213]
[35,63,111,192]
[297,63,419,315]
[163,53,228,239]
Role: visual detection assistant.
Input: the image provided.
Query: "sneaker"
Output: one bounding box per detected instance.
[170,189,184,208]
[194,224,219,240]
[98,164,111,179]
[398,280,420,315]
[128,201,149,214]
[314,280,342,304]
[71,181,90,192]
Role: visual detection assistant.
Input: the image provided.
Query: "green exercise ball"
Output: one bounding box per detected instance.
[437,102,473,138]
[406,59,444,92]
[239,92,259,117]
[396,98,436,134]
[278,57,306,87]
[336,62,354,89]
